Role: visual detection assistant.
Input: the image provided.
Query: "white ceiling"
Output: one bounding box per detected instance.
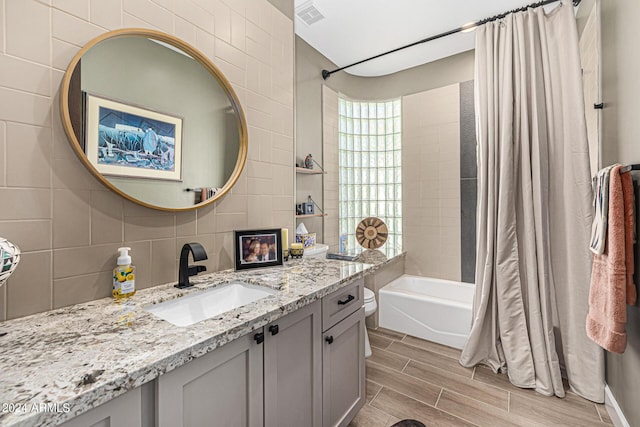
[294,0,564,77]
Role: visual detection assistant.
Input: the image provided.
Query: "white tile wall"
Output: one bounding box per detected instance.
[402,84,462,281]
[0,0,295,320]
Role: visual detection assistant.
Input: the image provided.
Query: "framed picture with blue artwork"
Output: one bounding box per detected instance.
[84,93,183,181]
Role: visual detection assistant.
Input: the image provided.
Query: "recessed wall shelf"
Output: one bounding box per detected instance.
[296,213,328,219]
[296,167,325,175]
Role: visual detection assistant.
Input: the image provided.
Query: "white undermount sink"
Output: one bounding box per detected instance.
[144,281,278,327]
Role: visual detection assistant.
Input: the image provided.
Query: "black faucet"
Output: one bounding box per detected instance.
[176,243,208,289]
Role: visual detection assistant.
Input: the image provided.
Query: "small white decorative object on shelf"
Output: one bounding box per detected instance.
[0,237,20,288]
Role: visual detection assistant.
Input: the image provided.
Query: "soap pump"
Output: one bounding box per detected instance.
[113,247,136,299]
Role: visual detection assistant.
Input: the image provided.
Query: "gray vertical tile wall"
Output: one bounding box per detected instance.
[460,80,477,283]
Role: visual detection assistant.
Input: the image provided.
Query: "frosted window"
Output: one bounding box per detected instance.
[338,97,402,251]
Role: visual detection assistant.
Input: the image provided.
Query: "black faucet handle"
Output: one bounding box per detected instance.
[187,265,207,276]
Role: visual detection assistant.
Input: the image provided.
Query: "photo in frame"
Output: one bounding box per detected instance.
[234,229,283,270]
[84,93,183,181]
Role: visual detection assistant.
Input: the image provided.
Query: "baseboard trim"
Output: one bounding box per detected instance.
[605,384,630,427]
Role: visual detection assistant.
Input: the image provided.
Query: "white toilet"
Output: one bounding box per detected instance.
[363,287,378,358]
[302,243,329,259]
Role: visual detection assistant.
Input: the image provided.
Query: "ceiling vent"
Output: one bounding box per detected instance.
[296,0,325,26]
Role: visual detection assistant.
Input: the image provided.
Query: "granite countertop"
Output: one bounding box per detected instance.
[0,253,403,427]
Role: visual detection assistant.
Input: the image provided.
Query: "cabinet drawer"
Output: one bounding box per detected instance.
[322,278,363,331]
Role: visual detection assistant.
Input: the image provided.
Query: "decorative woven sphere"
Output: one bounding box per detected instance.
[0,238,20,286]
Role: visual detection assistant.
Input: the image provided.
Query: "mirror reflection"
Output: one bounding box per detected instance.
[62,30,247,210]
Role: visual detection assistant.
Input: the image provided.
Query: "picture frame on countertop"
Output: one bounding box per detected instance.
[234,229,283,270]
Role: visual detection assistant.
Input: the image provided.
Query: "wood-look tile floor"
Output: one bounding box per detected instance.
[349,328,613,427]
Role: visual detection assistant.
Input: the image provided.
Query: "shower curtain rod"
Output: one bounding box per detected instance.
[321,0,582,80]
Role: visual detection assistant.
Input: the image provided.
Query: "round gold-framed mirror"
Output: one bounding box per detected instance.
[60,28,248,211]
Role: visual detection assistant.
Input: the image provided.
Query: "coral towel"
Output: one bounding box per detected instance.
[586,165,637,353]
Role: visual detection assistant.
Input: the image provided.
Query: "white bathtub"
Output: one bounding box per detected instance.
[379,275,474,349]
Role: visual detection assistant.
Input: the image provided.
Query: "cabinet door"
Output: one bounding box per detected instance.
[156,331,264,427]
[60,386,142,427]
[264,300,322,427]
[322,307,365,427]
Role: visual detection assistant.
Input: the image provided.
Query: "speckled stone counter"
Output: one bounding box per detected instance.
[0,256,394,427]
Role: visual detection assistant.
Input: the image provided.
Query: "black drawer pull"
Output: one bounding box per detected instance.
[269,325,279,336]
[325,336,334,344]
[338,294,355,305]
[254,332,264,344]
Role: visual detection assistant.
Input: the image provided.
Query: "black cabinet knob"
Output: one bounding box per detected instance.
[269,325,279,336]
[338,294,355,305]
[325,336,334,345]
[254,332,264,344]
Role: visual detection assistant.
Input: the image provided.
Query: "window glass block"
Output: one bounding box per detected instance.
[361,119,368,134]
[386,167,394,183]
[386,135,394,151]
[339,97,401,248]
[354,135,361,151]
[370,168,377,184]
[394,99,401,116]
[369,103,377,118]
[387,201,394,215]
[386,151,393,166]
[362,135,369,151]
[394,150,401,165]
[369,135,377,152]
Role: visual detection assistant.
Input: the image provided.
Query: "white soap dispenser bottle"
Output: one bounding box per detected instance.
[113,247,136,299]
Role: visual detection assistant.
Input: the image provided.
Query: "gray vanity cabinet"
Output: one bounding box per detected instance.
[60,386,142,427]
[155,332,264,427]
[264,300,322,427]
[322,306,366,427]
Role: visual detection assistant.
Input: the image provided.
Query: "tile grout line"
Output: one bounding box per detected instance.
[369,384,384,405]
[507,391,510,412]
[434,388,443,408]
[400,358,411,373]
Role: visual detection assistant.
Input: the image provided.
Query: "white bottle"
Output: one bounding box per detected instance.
[113,247,136,299]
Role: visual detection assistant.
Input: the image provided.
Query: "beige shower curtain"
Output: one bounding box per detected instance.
[459,0,604,402]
